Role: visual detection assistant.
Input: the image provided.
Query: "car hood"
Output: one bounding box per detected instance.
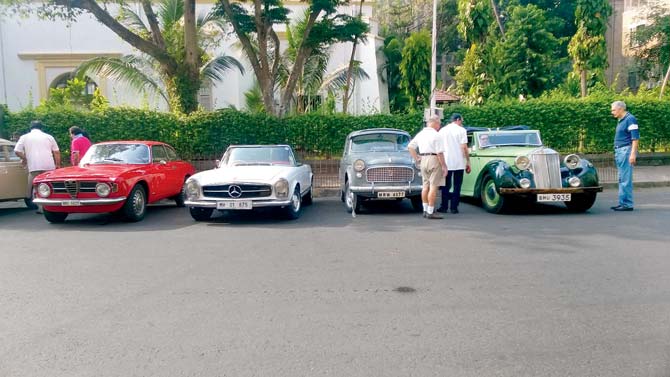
[349,152,414,166]
[473,146,549,158]
[191,165,294,185]
[34,164,147,181]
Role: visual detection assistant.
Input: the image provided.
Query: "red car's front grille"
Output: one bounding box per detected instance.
[366,167,414,183]
[51,181,98,198]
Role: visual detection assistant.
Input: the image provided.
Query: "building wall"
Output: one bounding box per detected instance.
[0,1,386,114]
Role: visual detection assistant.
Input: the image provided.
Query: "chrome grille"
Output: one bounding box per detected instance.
[202,184,272,199]
[366,167,414,183]
[51,181,98,198]
[530,149,562,189]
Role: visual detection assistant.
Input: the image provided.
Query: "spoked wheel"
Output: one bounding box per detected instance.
[122,185,147,222]
[480,176,507,214]
[344,181,362,214]
[284,187,303,220]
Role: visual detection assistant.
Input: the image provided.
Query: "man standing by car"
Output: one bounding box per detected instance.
[610,101,639,211]
[437,113,471,214]
[408,115,448,219]
[14,120,61,210]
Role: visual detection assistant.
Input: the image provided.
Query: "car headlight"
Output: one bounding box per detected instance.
[37,183,51,198]
[515,155,531,170]
[519,178,531,189]
[95,183,111,197]
[353,159,366,172]
[564,154,581,169]
[568,176,581,187]
[186,180,200,200]
[274,179,289,198]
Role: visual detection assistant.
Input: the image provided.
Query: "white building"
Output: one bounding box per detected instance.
[0,1,388,114]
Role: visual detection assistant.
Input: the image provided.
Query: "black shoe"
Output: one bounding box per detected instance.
[426,212,443,219]
[611,205,623,210]
[450,208,459,214]
[613,206,634,211]
[423,211,427,218]
[436,207,448,213]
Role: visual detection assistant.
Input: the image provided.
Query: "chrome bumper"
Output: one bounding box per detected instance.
[499,186,603,195]
[349,184,423,194]
[33,197,127,206]
[185,199,293,208]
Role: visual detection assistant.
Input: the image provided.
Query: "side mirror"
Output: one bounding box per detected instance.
[159,160,167,165]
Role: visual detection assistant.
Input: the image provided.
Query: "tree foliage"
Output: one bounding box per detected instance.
[629,5,670,84]
[399,31,432,109]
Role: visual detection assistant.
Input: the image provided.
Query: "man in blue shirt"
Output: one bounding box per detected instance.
[610,101,640,211]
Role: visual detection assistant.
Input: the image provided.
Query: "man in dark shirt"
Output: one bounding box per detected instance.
[610,101,640,211]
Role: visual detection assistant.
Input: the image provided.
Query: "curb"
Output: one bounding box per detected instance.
[601,181,670,190]
[314,188,340,198]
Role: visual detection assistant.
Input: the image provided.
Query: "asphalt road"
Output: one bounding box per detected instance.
[1,188,670,377]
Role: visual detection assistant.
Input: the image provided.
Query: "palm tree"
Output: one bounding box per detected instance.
[76,0,244,113]
[277,10,370,114]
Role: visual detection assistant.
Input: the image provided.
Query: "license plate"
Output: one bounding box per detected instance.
[377,191,405,198]
[61,200,82,206]
[216,200,253,210]
[537,193,571,202]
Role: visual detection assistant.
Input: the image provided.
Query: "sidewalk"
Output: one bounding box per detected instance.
[601,165,670,189]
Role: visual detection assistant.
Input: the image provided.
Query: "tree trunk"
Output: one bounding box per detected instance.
[342,0,365,114]
[181,0,200,113]
[490,0,505,36]
[580,69,587,98]
[280,11,320,116]
[440,53,448,89]
[660,62,670,99]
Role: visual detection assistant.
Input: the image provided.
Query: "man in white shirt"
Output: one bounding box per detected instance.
[14,121,61,209]
[437,113,470,214]
[408,116,448,219]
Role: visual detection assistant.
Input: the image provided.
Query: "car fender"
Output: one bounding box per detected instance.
[474,160,517,198]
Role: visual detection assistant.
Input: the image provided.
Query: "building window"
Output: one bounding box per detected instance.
[198,81,213,111]
[49,72,98,96]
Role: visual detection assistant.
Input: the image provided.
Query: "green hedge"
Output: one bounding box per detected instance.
[3,98,669,159]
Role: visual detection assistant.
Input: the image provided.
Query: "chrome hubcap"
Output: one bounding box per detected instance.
[484,181,499,206]
[133,191,145,215]
[346,186,354,208]
[291,192,301,212]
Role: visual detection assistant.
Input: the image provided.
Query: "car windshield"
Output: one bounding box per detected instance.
[80,144,150,165]
[222,146,294,167]
[477,131,542,148]
[350,133,410,153]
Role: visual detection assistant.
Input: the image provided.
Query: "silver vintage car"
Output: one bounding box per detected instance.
[339,128,423,213]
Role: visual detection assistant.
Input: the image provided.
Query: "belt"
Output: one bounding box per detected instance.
[419,153,437,156]
[614,144,631,149]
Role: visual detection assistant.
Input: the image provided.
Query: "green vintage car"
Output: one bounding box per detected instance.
[461,126,603,213]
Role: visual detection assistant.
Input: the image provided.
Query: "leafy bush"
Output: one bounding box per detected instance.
[3,98,669,159]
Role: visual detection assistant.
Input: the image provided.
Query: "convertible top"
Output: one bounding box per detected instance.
[464,125,531,134]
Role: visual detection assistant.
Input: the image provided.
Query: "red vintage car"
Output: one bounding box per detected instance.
[32,141,195,223]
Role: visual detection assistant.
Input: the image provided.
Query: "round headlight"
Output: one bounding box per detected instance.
[186,180,200,200]
[515,155,531,170]
[274,179,289,198]
[353,159,366,172]
[37,183,51,198]
[519,178,531,189]
[568,176,581,187]
[95,183,111,197]
[564,154,581,169]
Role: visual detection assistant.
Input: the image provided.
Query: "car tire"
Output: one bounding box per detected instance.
[173,180,186,207]
[480,175,507,214]
[564,192,597,212]
[344,181,362,213]
[121,184,147,222]
[302,180,313,206]
[410,196,424,212]
[24,198,38,210]
[284,187,303,220]
[43,210,67,223]
[189,207,214,221]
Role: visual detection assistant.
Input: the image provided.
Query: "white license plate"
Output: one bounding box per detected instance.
[216,200,253,210]
[61,200,82,206]
[377,191,405,198]
[537,193,571,202]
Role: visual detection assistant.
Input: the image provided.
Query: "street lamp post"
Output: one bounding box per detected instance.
[430,0,438,112]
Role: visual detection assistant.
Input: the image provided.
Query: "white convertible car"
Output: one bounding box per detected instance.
[184,145,313,221]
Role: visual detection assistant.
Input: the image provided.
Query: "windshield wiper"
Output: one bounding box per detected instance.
[101,157,124,162]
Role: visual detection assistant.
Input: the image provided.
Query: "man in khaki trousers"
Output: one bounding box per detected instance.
[408,116,448,219]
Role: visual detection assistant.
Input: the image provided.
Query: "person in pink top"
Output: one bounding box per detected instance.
[69,126,92,166]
